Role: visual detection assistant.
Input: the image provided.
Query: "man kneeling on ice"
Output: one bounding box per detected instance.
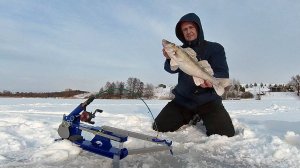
[153,13,235,137]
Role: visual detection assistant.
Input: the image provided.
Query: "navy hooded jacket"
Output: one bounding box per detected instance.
[165,13,229,109]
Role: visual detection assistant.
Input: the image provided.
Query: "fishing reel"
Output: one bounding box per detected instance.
[80,109,103,124]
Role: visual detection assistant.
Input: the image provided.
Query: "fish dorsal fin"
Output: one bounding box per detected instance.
[198,60,214,76]
[182,47,197,61]
[183,47,197,57]
[213,78,231,96]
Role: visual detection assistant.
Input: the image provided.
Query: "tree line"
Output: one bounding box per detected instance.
[0,77,155,99]
[97,77,155,99]
[1,75,299,99]
[0,89,88,98]
[223,74,300,99]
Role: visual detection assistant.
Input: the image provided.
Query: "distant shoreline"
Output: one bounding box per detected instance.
[0,90,89,98]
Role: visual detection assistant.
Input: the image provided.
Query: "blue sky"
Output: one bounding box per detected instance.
[1,0,300,92]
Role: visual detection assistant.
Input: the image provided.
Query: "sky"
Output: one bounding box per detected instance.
[1,0,300,92]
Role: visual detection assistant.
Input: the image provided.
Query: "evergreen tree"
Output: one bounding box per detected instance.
[260,82,264,88]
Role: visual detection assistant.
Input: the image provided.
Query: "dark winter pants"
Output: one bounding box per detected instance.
[153,99,235,137]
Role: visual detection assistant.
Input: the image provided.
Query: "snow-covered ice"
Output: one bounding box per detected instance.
[0,92,300,168]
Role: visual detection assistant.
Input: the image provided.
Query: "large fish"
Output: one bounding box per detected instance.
[162,39,230,96]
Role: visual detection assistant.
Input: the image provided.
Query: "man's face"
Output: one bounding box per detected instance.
[181,22,198,42]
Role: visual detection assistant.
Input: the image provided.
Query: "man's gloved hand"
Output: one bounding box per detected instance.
[189,114,201,125]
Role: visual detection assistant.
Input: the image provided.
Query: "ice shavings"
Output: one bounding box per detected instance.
[31,140,81,162]
[265,104,288,112]
[0,132,22,153]
[284,131,300,148]
[271,135,300,167]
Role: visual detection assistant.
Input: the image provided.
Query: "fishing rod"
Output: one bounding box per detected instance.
[91,87,159,137]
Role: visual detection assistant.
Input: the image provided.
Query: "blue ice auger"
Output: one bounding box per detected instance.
[57,96,173,168]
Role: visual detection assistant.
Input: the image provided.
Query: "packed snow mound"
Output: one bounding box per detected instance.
[153,85,174,99]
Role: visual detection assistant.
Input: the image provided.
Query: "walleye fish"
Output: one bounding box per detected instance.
[162,39,230,96]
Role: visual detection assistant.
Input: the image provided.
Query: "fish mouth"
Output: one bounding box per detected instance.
[162,39,174,48]
[162,39,169,46]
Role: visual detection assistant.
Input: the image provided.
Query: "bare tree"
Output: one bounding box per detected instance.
[143,84,154,99]
[137,82,144,97]
[290,75,300,96]
[126,77,143,98]
[116,81,125,98]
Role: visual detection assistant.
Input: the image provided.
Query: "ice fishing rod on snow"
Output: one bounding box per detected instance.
[56,88,173,168]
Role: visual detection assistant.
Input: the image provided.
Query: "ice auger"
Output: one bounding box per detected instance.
[57,96,172,168]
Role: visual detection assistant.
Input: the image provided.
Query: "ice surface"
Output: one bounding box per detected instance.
[0,93,300,167]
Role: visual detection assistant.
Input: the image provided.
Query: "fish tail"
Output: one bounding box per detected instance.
[213,78,231,96]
